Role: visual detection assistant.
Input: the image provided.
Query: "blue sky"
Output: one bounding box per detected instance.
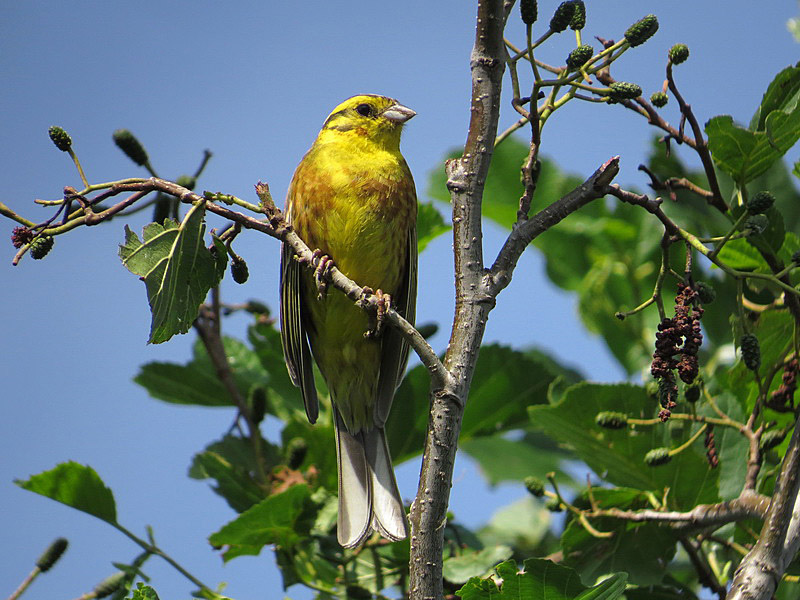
[2,2,799,599]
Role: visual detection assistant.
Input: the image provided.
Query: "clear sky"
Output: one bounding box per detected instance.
[2,2,799,599]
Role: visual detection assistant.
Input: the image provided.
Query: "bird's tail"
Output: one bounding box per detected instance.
[334,411,408,548]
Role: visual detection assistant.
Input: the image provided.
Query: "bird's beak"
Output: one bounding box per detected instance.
[382,103,416,123]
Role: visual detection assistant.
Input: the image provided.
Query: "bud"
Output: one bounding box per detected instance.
[231,257,249,284]
[112,129,149,166]
[94,571,127,598]
[650,92,668,108]
[545,497,564,512]
[644,447,672,467]
[741,333,761,372]
[745,214,769,235]
[668,44,690,65]
[48,126,72,152]
[566,44,594,70]
[685,381,702,403]
[608,82,642,102]
[175,174,197,191]
[549,1,576,33]
[286,437,308,470]
[793,250,800,265]
[747,191,776,214]
[595,411,628,429]
[520,0,537,25]
[29,235,54,260]
[524,476,545,497]
[760,429,786,451]
[251,387,267,425]
[695,281,716,304]
[624,14,659,47]
[11,226,34,249]
[36,537,68,572]
[569,0,586,30]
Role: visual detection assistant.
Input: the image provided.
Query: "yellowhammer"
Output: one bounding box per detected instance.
[280,94,417,547]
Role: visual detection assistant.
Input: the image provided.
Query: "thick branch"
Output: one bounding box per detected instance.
[408,1,508,598]
[728,413,800,600]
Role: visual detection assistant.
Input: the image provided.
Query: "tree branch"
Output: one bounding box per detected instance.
[407,1,508,598]
[728,413,800,600]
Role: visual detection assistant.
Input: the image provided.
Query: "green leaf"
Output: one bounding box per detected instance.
[561,488,677,586]
[208,484,312,558]
[529,383,719,509]
[134,360,229,406]
[126,583,161,600]
[119,201,227,344]
[456,558,627,600]
[443,545,513,585]
[623,586,698,600]
[750,64,800,132]
[460,432,571,486]
[417,201,450,253]
[189,436,271,513]
[478,497,552,555]
[706,112,800,184]
[699,392,748,500]
[16,462,117,524]
[717,238,770,271]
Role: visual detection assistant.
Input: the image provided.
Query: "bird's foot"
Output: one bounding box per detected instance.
[310,249,334,299]
[360,287,391,338]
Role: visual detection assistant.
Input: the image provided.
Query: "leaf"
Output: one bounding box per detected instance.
[189,435,271,513]
[750,64,800,132]
[717,238,770,271]
[529,383,719,510]
[456,558,627,600]
[16,462,117,524]
[417,201,450,253]
[706,112,800,184]
[119,201,227,344]
[561,488,677,586]
[460,432,571,486]
[478,497,552,555]
[126,583,161,600]
[208,484,312,559]
[443,545,513,585]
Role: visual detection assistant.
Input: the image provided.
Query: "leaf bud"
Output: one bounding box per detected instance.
[36,537,68,572]
[608,82,642,102]
[286,437,308,470]
[650,92,668,108]
[569,0,586,30]
[175,174,197,191]
[231,257,249,284]
[668,44,690,65]
[624,14,659,47]
[685,381,702,403]
[566,44,594,70]
[545,497,564,512]
[745,214,769,235]
[112,129,149,166]
[48,126,72,152]
[549,1,576,33]
[250,387,268,425]
[94,571,127,598]
[644,447,672,467]
[747,191,776,214]
[595,411,628,429]
[29,235,54,260]
[760,429,786,451]
[524,476,546,497]
[520,0,537,25]
[741,333,761,372]
[695,281,716,304]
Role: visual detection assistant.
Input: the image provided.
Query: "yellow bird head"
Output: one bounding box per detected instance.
[317,94,415,151]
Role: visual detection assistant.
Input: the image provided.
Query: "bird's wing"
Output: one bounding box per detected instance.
[374,223,417,427]
[280,239,319,424]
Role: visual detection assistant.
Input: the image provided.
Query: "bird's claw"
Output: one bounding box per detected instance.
[360,287,391,339]
[310,249,334,299]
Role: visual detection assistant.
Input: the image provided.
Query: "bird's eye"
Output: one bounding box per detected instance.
[355,103,373,117]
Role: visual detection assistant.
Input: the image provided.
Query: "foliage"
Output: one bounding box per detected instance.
[6,4,800,600]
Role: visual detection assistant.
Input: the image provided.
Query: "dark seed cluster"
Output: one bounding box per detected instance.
[704,425,719,468]
[767,358,798,412]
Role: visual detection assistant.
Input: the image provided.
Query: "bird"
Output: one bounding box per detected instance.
[279,94,417,548]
